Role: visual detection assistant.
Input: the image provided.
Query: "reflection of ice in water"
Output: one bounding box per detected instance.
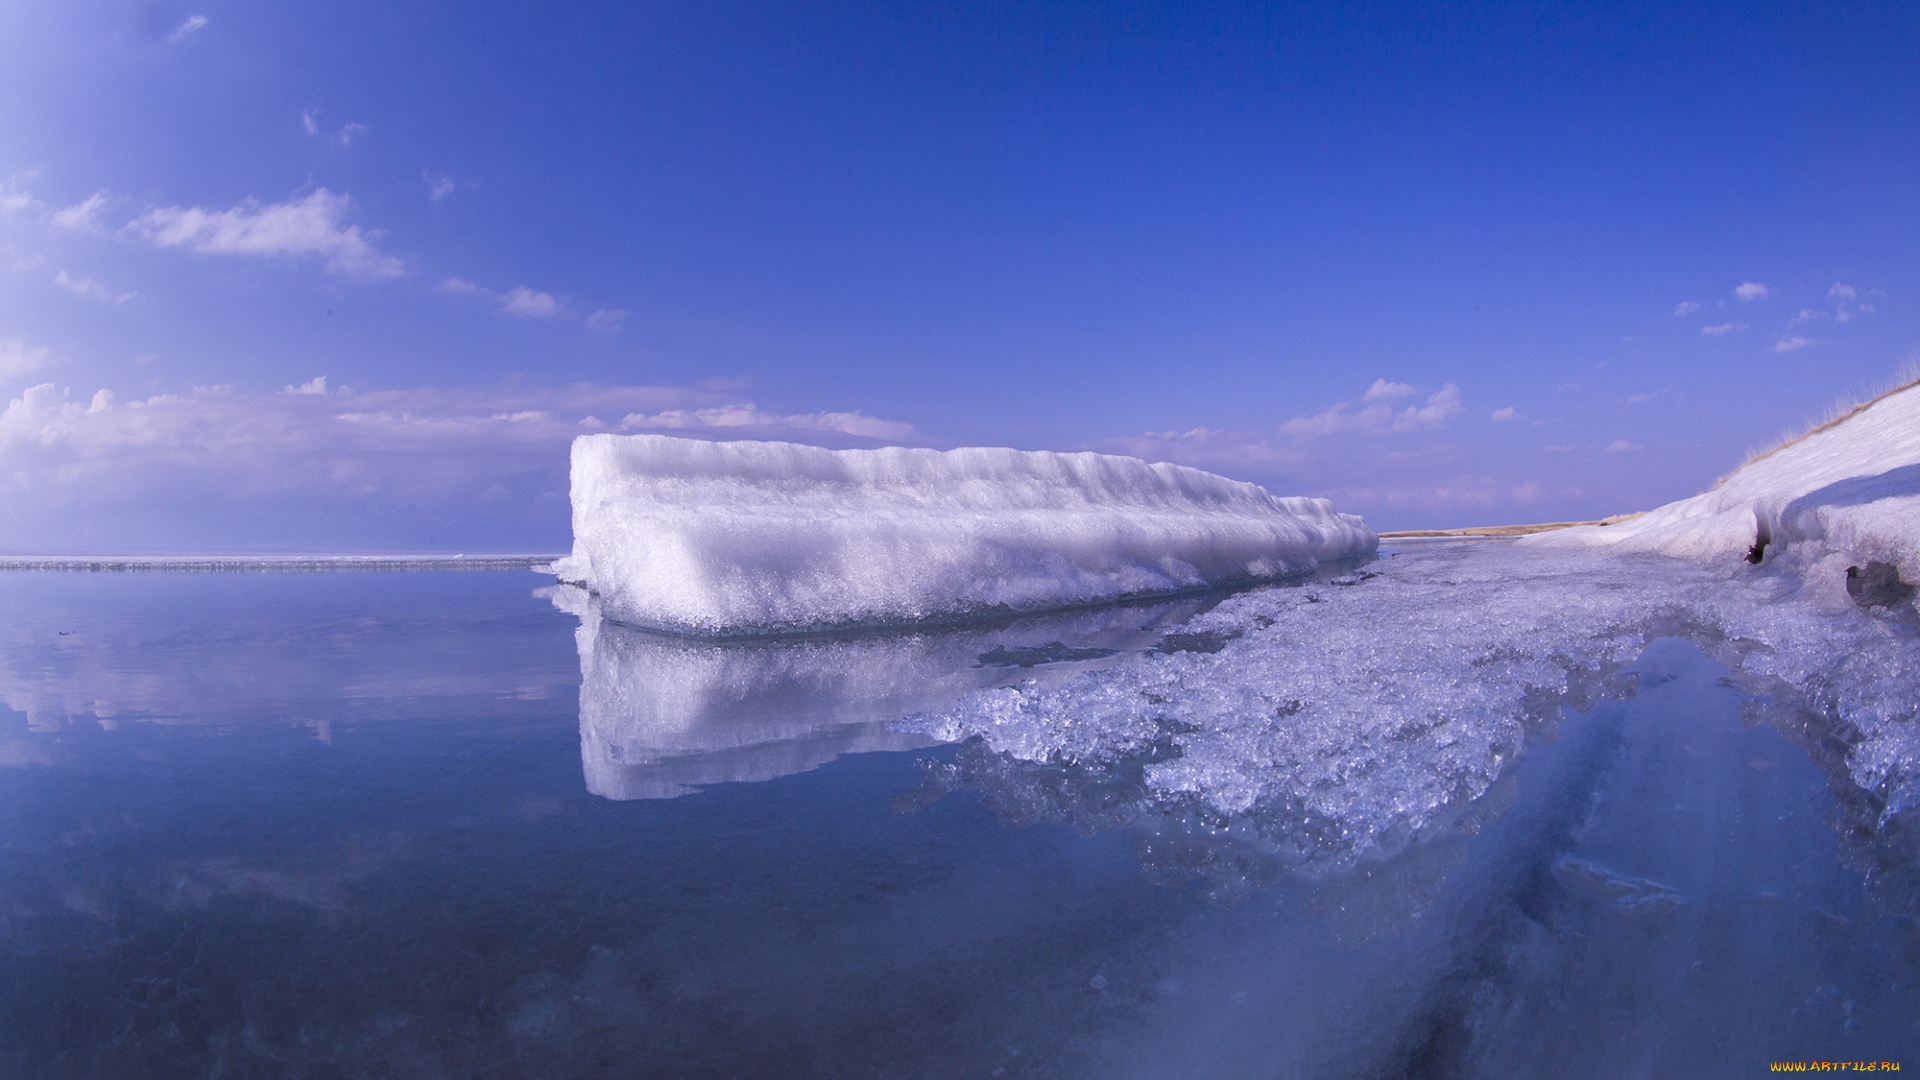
[544,583,1215,799]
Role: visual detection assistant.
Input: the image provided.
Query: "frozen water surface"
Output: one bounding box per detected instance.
[2,544,1917,1077]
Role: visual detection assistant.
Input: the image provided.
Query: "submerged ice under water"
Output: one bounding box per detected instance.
[1,543,1917,1077]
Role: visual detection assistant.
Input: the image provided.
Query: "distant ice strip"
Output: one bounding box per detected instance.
[554,434,1376,636]
[0,555,561,573]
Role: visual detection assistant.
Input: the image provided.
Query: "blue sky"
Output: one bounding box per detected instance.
[2,1,1916,551]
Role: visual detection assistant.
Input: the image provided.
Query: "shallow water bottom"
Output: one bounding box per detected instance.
[0,572,1913,1077]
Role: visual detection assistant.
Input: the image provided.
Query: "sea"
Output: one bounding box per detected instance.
[1,553,1913,1078]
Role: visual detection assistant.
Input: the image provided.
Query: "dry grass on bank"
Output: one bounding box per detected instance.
[1721,359,1920,486]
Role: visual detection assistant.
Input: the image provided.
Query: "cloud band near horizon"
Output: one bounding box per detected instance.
[0,381,922,553]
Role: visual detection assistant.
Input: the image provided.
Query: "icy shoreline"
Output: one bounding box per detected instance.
[906,541,1918,877]
[907,384,1920,874]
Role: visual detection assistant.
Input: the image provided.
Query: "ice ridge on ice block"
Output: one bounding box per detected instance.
[553,433,1376,636]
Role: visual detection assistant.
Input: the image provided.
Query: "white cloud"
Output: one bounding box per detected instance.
[1398,384,1463,427]
[0,181,33,215]
[495,286,567,319]
[1096,427,1307,474]
[331,121,369,148]
[129,189,405,278]
[1305,475,1515,513]
[620,404,916,440]
[1790,308,1826,326]
[1701,322,1744,336]
[302,111,319,137]
[423,171,456,200]
[1489,407,1516,422]
[443,279,616,329]
[1278,403,1364,438]
[1362,379,1420,403]
[0,382,922,551]
[166,15,208,43]
[1673,301,1701,316]
[1111,383,1471,476]
[1828,284,1877,323]
[54,271,135,304]
[1734,282,1769,301]
[1097,388,1611,520]
[51,192,108,233]
[1604,440,1643,454]
[586,309,627,336]
[1774,336,1813,353]
[1622,390,1666,404]
[0,337,51,378]
[1282,383,1463,438]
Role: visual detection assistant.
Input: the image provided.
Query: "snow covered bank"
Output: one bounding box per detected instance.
[1526,380,1920,578]
[554,434,1375,636]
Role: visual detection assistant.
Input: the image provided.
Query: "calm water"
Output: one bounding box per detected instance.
[0,569,1913,1078]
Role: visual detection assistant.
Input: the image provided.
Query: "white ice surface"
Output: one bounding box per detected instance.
[908,541,1920,872]
[1526,382,1920,576]
[556,434,1375,635]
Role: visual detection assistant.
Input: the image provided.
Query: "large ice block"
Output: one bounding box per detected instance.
[554,434,1376,636]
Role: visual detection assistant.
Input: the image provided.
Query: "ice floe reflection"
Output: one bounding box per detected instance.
[544,582,1222,800]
